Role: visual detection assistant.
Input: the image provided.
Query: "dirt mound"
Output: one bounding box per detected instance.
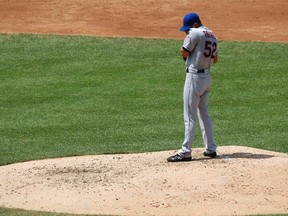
[1,146,287,216]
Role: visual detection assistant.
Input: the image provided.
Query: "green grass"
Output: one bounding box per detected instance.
[212,42,288,152]
[0,34,185,165]
[0,33,287,216]
[1,34,287,166]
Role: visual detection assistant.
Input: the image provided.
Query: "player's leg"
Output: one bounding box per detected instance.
[167,73,198,162]
[198,87,217,155]
[180,73,200,156]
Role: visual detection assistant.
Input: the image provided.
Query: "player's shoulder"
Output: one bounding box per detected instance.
[188,28,202,39]
[188,27,201,34]
[188,26,208,36]
[188,26,217,40]
[199,26,217,40]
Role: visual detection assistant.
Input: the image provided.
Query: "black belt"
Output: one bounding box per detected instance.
[186,68,205,73]
[197,69,205,73]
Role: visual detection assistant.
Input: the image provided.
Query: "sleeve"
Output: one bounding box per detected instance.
[182,31,198,53]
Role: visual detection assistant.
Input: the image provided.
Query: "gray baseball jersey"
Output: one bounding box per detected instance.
[183,26,218,72]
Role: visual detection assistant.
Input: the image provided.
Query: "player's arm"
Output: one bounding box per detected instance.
[180,46,191,61]
[181,33,195,60]
[181,46,191,58]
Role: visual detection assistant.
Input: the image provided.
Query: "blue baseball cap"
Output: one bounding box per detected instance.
[180,13,201,31]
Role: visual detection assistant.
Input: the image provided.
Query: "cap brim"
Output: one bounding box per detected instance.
[180,26,190,31]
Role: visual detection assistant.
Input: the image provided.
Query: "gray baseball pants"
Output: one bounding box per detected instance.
[179,72,217,157]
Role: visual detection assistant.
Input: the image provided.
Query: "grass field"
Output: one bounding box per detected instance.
[0,34,287,216]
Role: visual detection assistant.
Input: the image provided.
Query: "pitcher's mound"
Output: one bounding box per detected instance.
[0,146,287,216]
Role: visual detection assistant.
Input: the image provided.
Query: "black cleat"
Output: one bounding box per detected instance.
[203,150,217,158]
[167,154,192,162]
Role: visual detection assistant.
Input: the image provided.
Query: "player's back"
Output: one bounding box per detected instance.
[188,26,218,70]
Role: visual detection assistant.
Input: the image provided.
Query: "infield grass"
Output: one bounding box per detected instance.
[1,34,287,167]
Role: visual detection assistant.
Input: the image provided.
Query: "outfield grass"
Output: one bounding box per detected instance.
[1,34,287,167]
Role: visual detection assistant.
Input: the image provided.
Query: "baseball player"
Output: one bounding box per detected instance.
[167,13,218,162]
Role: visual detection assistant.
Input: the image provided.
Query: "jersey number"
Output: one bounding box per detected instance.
[204,41,217,58]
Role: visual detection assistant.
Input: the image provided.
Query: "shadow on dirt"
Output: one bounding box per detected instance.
[191,152,275,161]
[218,152,274,159]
